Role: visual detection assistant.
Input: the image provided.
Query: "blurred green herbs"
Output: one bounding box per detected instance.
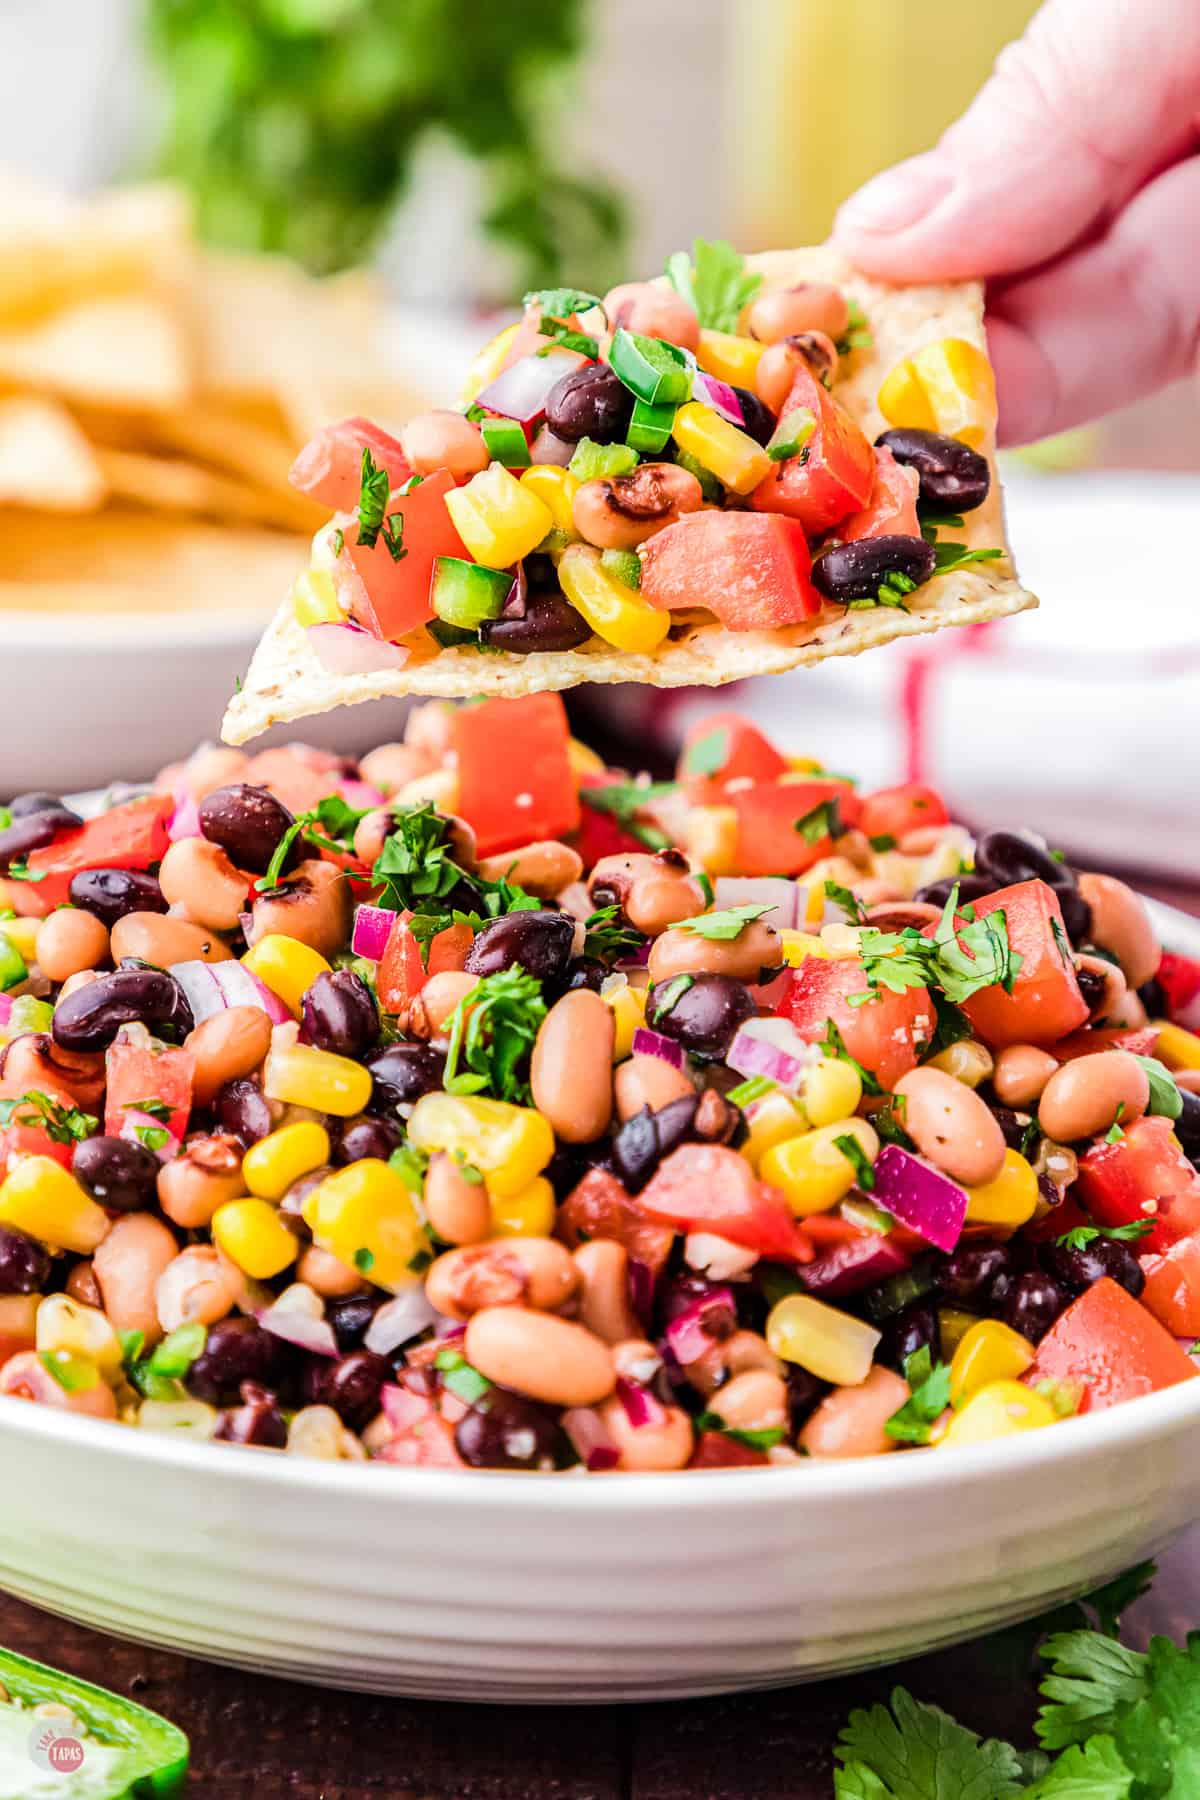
[146,0,626,292]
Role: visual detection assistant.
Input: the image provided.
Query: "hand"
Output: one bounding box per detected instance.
[832,0,1200,445]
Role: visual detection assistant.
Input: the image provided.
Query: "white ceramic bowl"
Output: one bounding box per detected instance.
[0,1377,1198,1701]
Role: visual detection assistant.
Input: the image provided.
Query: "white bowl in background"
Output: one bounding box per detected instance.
[0,1377,1197,1701]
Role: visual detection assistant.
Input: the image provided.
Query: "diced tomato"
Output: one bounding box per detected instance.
[1023,1277,1197,1414]
[750,362,875,535]
[375,1387,464,1467]
[0,1121,73,1175]
[24,795,172,909]
[677,711,789,804]
[557,1167,675,1279]
[343,469,468,642]
[779,955,933,1091]
[836,447,921,544]
[688,1432,768,1469]
[103,1036,194,1147]
[858,782,949,845]
[956,881,1088,1050]
[1139,1234,1200,1338]
[1156,952,1200,1031]
[636,1145,814,1264]
[376,912,472,1015]
[640,511,821,631]
[453,695,580,859]
[729,779,860,877]
[1076,1115,1200,1255]
[1023,1191,1091,1245]
[288,416,412,515]
[573,774,649,868]
[1052,1026,1159,1063]
[798,1230,911,1298]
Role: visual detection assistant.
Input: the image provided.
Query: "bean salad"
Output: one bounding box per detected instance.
[1,697,1198,1471]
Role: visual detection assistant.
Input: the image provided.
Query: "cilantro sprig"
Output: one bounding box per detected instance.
[369,803,539,968]
[256,794,369,893]
[676,903,772,942]
[583,904,644,964]
[0,1090,97,1145]
[847,883,1024,1009]
[883,1346,952,1446]
[664,238,762,334]
[1055,1221,1154,1252]
[580,780,678,851]
[443,966,547,1104]
[356,446,407,561]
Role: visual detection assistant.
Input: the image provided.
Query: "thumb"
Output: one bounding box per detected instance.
[833,0,1200,281]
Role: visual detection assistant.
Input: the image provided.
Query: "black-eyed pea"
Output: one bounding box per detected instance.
[408,971,479,1040]
[1074,951,1128,1022]
[295,1244,365,1298]
[186,1007,273,1109]
[993,1044,1059,1109]
[35,909,109,983]
[423,1151,492,1247]
[157,1133,246,1230]
[94,1212,180,1346]
[358,742,436,796]
[465,1306,615,1407]
[603,281,699,350]
[614,1053,696,1121]
[530,989,614,1143]
[595,1395,694,1471]
[1037,1051,1149,1144]
[155,1245,244,1333]
[110,912,232,967]
[754,334,838,411]
[893,1066,1007,1187]
[572,464,703,552]
[683,1328,781,1399]
[477,841,583,898]
[708,1370,789,1434]
[1078,873,1161,990]
[183,745,250,803]
[158,838,253,933]
[352,809,394,867]
[573,1240,641,1344]
[647,917,783,985]
[744,282,849,345]
[799,1366,909,1458]
[247,859,350,959]
[683,1232,759,1280]
[425,1238,579,1321]
[400,409,489,480]
[626,869,708,935]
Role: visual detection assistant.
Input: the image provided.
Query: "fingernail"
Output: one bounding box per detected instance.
[836,154,954,235]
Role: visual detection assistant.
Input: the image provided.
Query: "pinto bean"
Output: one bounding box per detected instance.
[614,1053,696,1121]
[400,409,489,480]
[596,1394,694,1470]
[465,1306,615,1407]
[708,1370,789,1434]
[572,463,702,551]
[602,282,700,350]
[247,859,350,959]
[893,1066,1007,1187]
[155,1245,245,1334]
[352,809,393,867]
[181,745,251,803]
[799,1365,910,1458]
[186,1007,273,1109]
[1073,952,1128,1022]
[65,1261,101,1307]
[1037,1051,1149,1145]
[755,335,838,411]
[0,1033,105,1112]
[1077,873,1161,991]
[34,909,109,983]
[295,1244,365,1298]
[573,1240,641,1344]
[422,1151,492,1247]
[110,912,232,967]
[0,1349,117,1419]
[94,1213,180,1346]
[744,283,850,345]
[647,917,783,986]
[157,838,253,933]
[530,989,614,1144]
[157,1134,247,1230]
[684,1328,783,1398]
[993,1043,1059,1109]
[358,742,436,796]
[424,1238,579,1321]
[477,841,583,898]
[406,971,479,1041]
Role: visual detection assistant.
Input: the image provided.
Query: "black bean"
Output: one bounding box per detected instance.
[71,1135,159,1212]
[785,1365,829,1433]
[187,1320,293,1405]
[612,1106,663,1192]
[1040,1238,1145,1299]
[645,972,756,1061]
[1002,1270,1069,1342]
[878,1300,938,1371]
[0,1225,51,1295]
[1138,976,1166,1018]
[51,966,191,1052]
[973,831,1091,942]
[565,956,607,992]
[936,1242,1013,1306]
[914,873,996,910]
[729,386,776,446]
[213,1382,287,1449]
[544,363,634,444]
[304,1349,391,1431]
[482,589,591,654]
[1074,964,1108,1013]
[981,1102,1035,1154]
[454,1386,566,1469]
[8,791,71,819]
[464,909,575,984]
[875,427,991,512]
[198,785,296,875]
[334,1113,403,1165]
[543,1140,595,1201]
[812,535,937,605]
[214,1077,274,1146]
[364,1042,446,1112]
[300,968,379,1058]
[0,806,82,868]
[327,1293,380,1354]
[68,868,167,926]
[1175,1087,1200,1163]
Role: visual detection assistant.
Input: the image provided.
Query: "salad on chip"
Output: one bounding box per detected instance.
[223,241,1034,740]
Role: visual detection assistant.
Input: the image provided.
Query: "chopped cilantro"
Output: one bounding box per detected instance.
[835,297,873,356]
[932,541,1005,576]
[122,1097,174,1123]
[663,238,762,334]
[131,1124,171,1152]
[1134,1055,1183,1121]
[676,902,772,942]
[683,726,730,778]
[353,1247,375,1274]
[824,880,868,925]
[868,833,897,852]
[525,286,603,319]
[1105,1119,1125,1145]
[5,861,45,882]
[356,446,407,561]
[388,1143,429,1196]
[0,1090,97,1145]
[443,966,546,1104]
[884,1347,952,1444]
[795,796,844,844]
[256,793,369,893]
[693,1410,785,1452]
[1055,1221,1154,1251]
[580,780,678,851]
[583,904,644,963]
[819,1019,882,1096]
[834,1132,875,1192]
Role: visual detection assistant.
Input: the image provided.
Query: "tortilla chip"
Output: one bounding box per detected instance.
[0,395,106,509]
[94,447,321,533]
[0,293,191,410]
[0,173,191,326]
[222,246,1036,744]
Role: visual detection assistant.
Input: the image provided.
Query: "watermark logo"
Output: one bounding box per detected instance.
[29,1718,86,1774]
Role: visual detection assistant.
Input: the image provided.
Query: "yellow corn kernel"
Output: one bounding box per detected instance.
[35,1294,121,1375]
[2,917,40,961]
[263,1042,372,1118]
[242,1121,331,1202]
[964,1148,1039,1232]
[762,1119,879,1217]
[0,1157,109,1255]
[779,929,829,967]
[520,465,580,533]
[301,1159,429,1293]
[242,935,332,1018]
[926,1039,994,1089]
[788,755,824,775]
[940,1378,1057,1447]
[802,1056,863,1128]
[938,1306,979,1361]
[407,1093,554,1199]
[948,1319,1035,1410]
[396,767,459,812]
[695,328,767,388]
[490,1176,556,1238]
[444,463,554,569]
[878,337,997,449]
[568,736,605,779]
[558,545,669,654]
[1154,1021,1200,1072]
[211,1198,299,1280]
[670,402,773,496]
[291,567,345,627]
[742,1089,807,1173]
[683,805,738,876]
[600,980,646,1062]
[766,1293,880,1386]
[458,320,521,405]
[138,1398,218,1436]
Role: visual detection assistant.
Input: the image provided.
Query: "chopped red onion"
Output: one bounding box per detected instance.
[258,1304,339,1358]
[693,371,744,426]
[476,346,589,427]
[306,623,411,675]
[118,1107,181,1163]
[631,1026,686,1068]
[381,1382,434,1430]
[562,1405,616,1465]
[799,1233,910,1298]
[615,1376,667,1430]
[627,1256,655,1327]
[0,995,13,1032]
[664,1287,736,1366]
[616,940,652,972]
[364,1289,440,1355]
[211,961,290,1022]
[170,960,225,1028]
[871,1146,967,1253]
[352,904,397,962]
[338,777,385,810]
[167,781,202,842]
[587,1447,621,1472]
[712,877,798,930]
[727,1020,815,1093]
